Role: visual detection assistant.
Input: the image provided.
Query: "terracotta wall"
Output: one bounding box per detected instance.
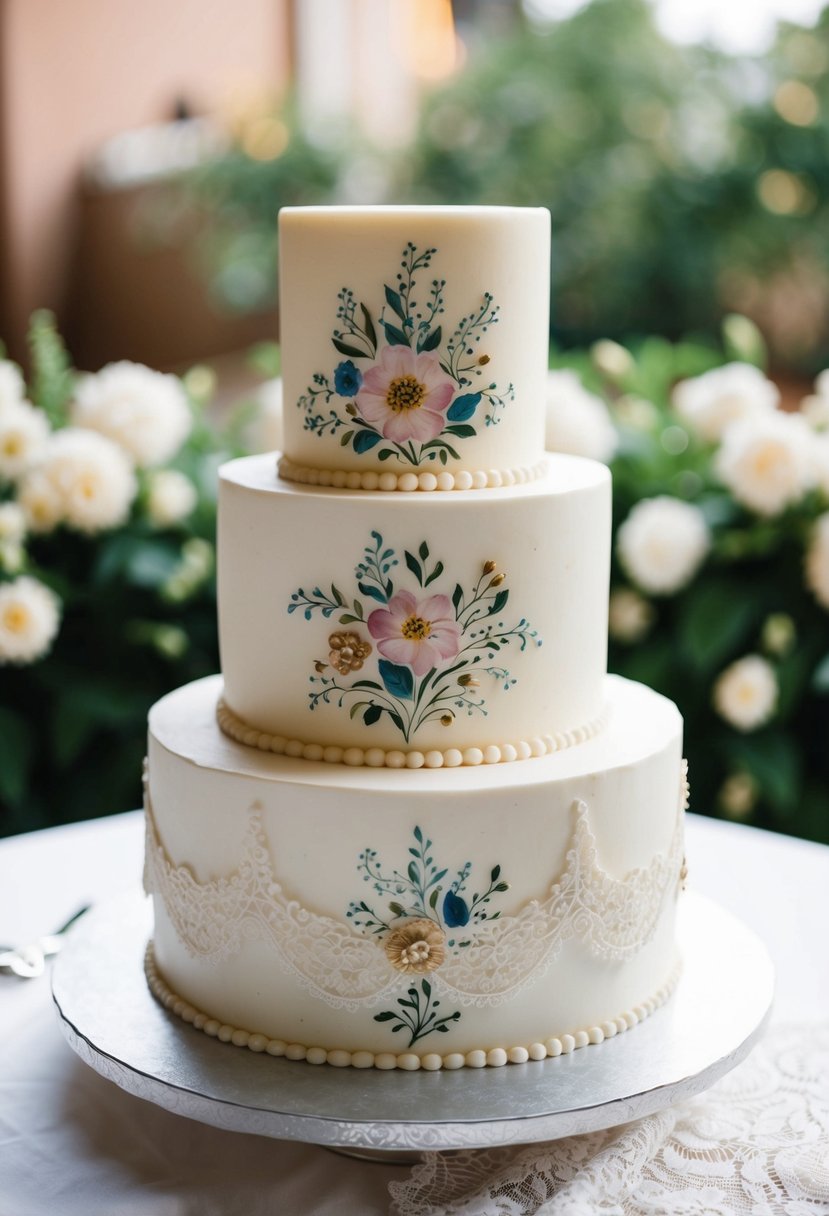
[0,0,289,366]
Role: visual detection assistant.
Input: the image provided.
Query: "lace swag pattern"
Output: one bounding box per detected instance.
[144,797,684,1012]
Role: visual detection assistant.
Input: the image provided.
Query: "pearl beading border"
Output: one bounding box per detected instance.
[216,696,610,768]
[145,943,681,1071]
[277,455,549,493]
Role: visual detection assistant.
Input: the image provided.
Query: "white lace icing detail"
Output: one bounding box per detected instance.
[145,795,683,1011]
[389,1021,829,1215]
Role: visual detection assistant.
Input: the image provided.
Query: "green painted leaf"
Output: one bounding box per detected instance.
[332,337,367,359]
[424,561,444,588]
[379,660,414,700]
[383,321,410,347]
[374,1011,397,1022]
[340,430,354,446]
[360,303,377,350]
[363,704,382,726]
[419,542,429,560]
[385,285,407,321]
[405,551,423,584]
[452,584,463,612]
[417,326,442,352]
[491,589,509,615]
[444,424,475,438]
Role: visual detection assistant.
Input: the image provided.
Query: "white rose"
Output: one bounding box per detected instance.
[673,363,779,443]
[617,497,710,595]
[591,339,633,381]
[146,469,197,527]
[0,400,50,480]
[0,542,24,574]
[805,512,829,611]
[0,576,60,664]
[25,428,137,534]
[716,411,814,516]
[70,361,191,468]
[247,377,284,454]
[713,655,778,732]
[0,361,26,410]
[608,587,655,644]
[544,370,618,463]
[0,502,26,544]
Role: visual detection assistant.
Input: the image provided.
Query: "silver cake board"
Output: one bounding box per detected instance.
[52,891,773,1157]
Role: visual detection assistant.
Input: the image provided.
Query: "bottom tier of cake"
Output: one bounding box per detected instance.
[145,674,686,1069]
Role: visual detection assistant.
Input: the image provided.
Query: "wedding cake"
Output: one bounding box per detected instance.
[143,206,687,1071]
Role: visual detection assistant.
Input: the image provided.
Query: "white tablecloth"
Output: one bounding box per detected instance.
[1,811,828,1215]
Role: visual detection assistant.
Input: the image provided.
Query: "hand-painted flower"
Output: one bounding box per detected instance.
[384,919,446,974]
[368,589,460,676]
[334,360,362,398]
[356,346,454,444]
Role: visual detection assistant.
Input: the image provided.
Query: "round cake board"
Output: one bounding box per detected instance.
[52,890,773,1158]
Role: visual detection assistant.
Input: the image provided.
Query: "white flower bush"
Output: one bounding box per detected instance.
[247,377,284,454]
[70,361,192,468]
[0,400,50,481]
[805,513,829,611]
[672,362,779,443]
[716,411,814,517]
[146,469,198,528]
[0,502,26,544]
[544,369,618,463]
[0,576,60,664]
[0,361,26,410]
[713,655,778,732]
[608,587,655,643]
[20,428,137,534]
[801,369,829,431]
[617,497,710,595]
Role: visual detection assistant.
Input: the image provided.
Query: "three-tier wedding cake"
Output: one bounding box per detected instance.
[143,206,687,1071]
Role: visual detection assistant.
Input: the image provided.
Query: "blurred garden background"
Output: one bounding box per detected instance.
[1,0,828,842]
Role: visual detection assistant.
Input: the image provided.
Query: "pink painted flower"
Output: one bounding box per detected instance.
[368,590,461,676]
[356,346,455,444]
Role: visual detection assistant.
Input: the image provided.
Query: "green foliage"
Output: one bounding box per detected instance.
[0,318,274,838]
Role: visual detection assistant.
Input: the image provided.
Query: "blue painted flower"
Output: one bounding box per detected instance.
[334,360,363,397]
[442,889,470,928]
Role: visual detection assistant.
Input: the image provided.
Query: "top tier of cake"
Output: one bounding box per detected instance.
[278,206,551,490]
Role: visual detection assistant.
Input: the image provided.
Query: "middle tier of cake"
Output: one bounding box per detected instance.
[218,452,611,760]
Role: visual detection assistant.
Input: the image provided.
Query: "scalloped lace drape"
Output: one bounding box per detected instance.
[390,1021,829,1216]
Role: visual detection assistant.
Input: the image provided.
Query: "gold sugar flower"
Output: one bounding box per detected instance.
[328,631,372,675]
[384,919,446,974]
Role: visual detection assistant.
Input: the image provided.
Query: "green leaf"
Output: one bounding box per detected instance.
[677,579,758,673]
[360,304,377,351]
[333,337,368,360]
[417,326,442,353]
[405,550,423,584]
[424,561,444,588]
[452,584,463,612]
[812,654,829,694]
[419,542,429,560]
[723,731,802,815]
[491,589,509,615]
[125,542,181,589]
[0,707,33,806]
[383,321,410,347]
[363,704,382,726]
[374,1011,397,1022]
[384,285,407,321]
[340,430,354,447]
[444,424,476,438]
[27,310,74,426]
[52,698,97,768]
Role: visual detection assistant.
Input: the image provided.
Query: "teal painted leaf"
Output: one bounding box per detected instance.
[447,392,482,422]
[357,581,386,603]
[417,326,442,352]
[383,321,410,347]
[333,337,367,359]
[385,284,407,320]
[353,430,382,454]
[379,660,414,700]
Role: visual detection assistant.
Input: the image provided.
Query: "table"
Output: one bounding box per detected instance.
[1,811,828,1215]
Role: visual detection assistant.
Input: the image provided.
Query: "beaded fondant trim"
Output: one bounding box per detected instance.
[145,943,681,1071]
[215,696,610,768]
[277,455,549,493]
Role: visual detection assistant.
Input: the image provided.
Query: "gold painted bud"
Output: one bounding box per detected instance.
[457,674,479,688]
[440,713,454,726]
[483,560,497,575]
[314,660,327,673]
[478,354,491,365]
[489,573,506,587]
